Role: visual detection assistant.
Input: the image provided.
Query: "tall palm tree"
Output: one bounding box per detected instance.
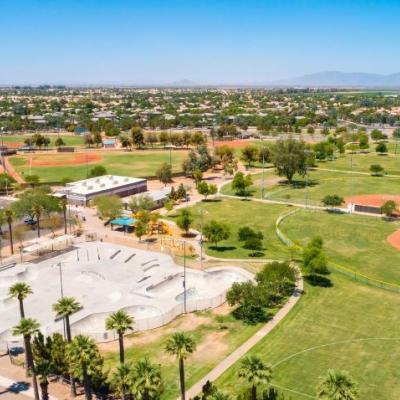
[238,356,272,400]
[317,369,358,400]
[5,208,14,254]
[165,332,196,400]
[8,282,33,319]
[109,363,134,400]
[132,358,163,400]
[35,359,52,400]
[53,296,81,397]
[67,335,98,400]
[105,310,134,364]
[12,318,40,400]
[60,198,68,235]
[32,204,44,238]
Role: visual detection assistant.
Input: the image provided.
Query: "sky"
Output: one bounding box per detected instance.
[1,0,400,85]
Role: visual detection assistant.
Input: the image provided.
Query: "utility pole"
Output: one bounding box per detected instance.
[183,240,187,314]
[261,146,265,199]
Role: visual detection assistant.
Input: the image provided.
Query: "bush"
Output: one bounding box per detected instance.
[89,165,107,177]
[321,194,344,207]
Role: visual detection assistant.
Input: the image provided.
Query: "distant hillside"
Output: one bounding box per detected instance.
[276,71,400,88]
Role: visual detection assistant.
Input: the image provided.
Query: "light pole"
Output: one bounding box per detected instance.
[304,150,311,209]
[54,262,66,338]
[261,146,266,199]
[199,208,208,269]
[183,240,187,314]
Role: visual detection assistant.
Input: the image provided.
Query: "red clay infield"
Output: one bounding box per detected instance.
[387,230,400,250]
[28,153,102,167]
[345,194,400,208]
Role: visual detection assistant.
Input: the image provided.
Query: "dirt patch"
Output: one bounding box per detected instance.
[388,230,400,250]
[345,194,400,208]
[212,302,233,316]
[191,331,229,362]
[254,176,282,187]
[26,153,102,167]
[98,313,212,353]
[214,140,256,149]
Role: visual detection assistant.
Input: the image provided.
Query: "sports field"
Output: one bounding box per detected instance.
[221,168,400,207]
[216,273,400,400]
[170,199,291,259]
[9,150,188,182]
[1,134,85,147]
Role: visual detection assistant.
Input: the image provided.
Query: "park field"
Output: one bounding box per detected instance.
[221,168,400,207]
[9,150,188,183]
[216,273,400,399]
[169,199,291,259]
[1,134,85,147]
[280,209,400,285]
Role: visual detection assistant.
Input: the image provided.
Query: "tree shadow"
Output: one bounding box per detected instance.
[209,245,236,252]
[182,232,197,238]
[305,274,333,287]
[201,198,222,203]
[248,251,265,258]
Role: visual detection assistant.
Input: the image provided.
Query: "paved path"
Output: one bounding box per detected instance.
[184,271,304,399]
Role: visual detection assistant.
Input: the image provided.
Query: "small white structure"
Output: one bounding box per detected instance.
[63,175,147,206]
[123,187,172,210]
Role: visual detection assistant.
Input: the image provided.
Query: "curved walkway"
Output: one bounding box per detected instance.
[185,269,303,399]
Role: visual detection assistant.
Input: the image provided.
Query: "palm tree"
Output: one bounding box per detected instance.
[9,282,33,319]
[165,332,196,400]
[60,198,68,235]
[132,358,163,400]
[53,296,81,397]
[317,369,358,400]
[105,310,134,364]
[109,363,134,400]
[5,208,14,254]
[12,318,40,400]
[238,356,272,400]
[35,359,52,400]
[32,204,44,238]
[67,335,98,400]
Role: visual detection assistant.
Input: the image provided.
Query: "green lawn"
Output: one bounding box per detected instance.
[103,309,262,399]
[1,134,85,146]
[9,150,188,183]
[216,273,400,400]
[169,199,291,259]
[221,168,400,207]
[280,209,400,285]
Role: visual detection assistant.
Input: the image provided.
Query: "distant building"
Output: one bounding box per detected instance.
[103,139,116,148]
[62,175,147,206]
[123,186,172,210]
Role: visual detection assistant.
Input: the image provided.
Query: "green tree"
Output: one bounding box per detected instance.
[165,332,196,400]
[302,237,329,279]
[31,204,44,238]
[203,220,230,248]
[13,318,40,400]
[89,165,107,178]
[67,335,99,400]
[105,310,134,364]
[9,282,32,318]
[5,208,15,254]
[196,181,217,200]
[93,195,123,221]
[156,162,173,186]
[231,172,253,196]
[55,137,65,147]
[238,356,272,400]
[371,129,384,142]
[135,220,147,242]
[131,127,145,148]
[109,363,133,400]
[321,194,344,207]
[317,369,358,400]
[241,145,259,168]
[35,359,52,400]
[132,358,163,400]
[381,200,397,217]
[53,296,82,396]
[369,164,384,176]
[271,139,307,184]
[176,209,194,235]
[59,198,68,234]
[375,142,388,154]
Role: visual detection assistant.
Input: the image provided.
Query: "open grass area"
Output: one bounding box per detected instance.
[216,273,400,399]
[1,134,85,146]
[9,150,188,182]
[169,198,291,259]
[280,209,400,285]
[221,168,400,207]
[102,309,262,399]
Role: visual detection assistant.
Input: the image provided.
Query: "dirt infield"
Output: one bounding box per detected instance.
[27,153,102,167]
[345,194,400,207]
[387,230,400,250]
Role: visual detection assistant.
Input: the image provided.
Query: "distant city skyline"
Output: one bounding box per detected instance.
[1,0,400,85]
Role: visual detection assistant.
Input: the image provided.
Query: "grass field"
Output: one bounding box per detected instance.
[216,273,400,399]
[280,209,400,285]
[9,150,188,182]
[1,134,85,147]
[103,308,262,399]
[221,168,400,207]
[169,199,291,259]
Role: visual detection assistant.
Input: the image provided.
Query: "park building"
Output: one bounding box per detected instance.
[59,175,147,206]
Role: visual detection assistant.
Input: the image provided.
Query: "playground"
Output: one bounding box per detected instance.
[0,241,251,350]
